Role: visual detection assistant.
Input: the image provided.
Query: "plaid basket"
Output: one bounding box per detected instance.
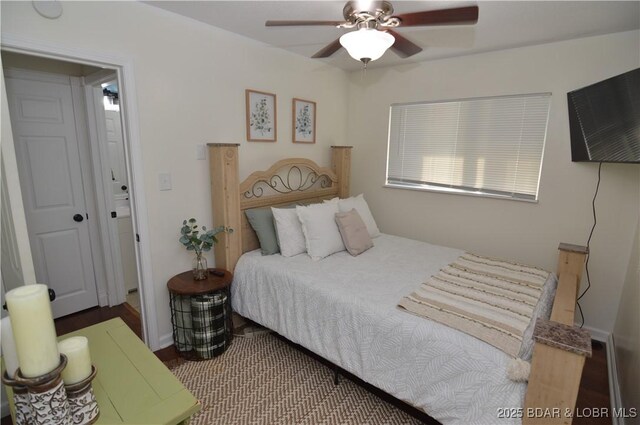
[170,295,193,352]
[191,293,228,359]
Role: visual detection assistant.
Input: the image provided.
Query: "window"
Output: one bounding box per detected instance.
[386,93,551,201]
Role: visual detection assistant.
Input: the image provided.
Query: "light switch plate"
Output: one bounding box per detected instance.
[196,144,206,160]
[158,173,172,191]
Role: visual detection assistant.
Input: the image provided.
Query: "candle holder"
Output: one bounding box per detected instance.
[15,354,72,425]
[65,365,99,425]
[1,371,34,425]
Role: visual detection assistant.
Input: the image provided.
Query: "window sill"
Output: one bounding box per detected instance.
[383,183,539,203]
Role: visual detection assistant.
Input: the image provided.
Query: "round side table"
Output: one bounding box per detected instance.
[167,268,233,360]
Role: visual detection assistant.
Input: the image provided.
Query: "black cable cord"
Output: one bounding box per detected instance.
[577,161,602,327]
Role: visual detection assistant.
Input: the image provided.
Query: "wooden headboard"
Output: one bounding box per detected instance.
[207,144,352,271]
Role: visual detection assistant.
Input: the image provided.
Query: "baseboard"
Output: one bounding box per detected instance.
[607,333,624,425]
[158,332,174,349]
[98,290,109,307]
[582,325,608,342]
[582,327,624,424]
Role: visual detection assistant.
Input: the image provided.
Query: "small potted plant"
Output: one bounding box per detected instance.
[179,218,232,280]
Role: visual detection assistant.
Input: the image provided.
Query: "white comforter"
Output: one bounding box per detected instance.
[232,234,525,425]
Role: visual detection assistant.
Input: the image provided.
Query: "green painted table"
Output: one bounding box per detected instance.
[4,318,200,424]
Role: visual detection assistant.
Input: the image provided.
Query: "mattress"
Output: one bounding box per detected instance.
[232,234,532,425]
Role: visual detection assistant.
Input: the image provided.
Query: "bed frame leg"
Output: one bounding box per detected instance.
[333,366,340,385]
[523,242,589,425]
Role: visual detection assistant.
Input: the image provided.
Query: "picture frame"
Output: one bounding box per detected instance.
[292,98,316,144]
[246,89,277,142]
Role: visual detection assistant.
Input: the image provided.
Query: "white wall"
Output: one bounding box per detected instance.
[347,30,640,334]
[613,215,639,423]
[1,1,350,346]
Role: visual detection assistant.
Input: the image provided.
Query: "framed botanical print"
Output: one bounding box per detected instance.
[292,98,316,144]
[246,89,277,142]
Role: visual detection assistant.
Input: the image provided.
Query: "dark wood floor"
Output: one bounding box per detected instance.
[2,305,612,425]
[574,340,611,425]
[53,303,142,339]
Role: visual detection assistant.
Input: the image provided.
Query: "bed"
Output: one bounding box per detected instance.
[207,144,590,425]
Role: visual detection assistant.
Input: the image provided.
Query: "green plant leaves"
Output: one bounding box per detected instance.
[179,218,230,255]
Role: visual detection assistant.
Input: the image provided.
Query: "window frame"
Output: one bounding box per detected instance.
[384,93,552,203]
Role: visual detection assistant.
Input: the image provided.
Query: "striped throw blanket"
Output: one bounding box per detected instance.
[398,253,550,357]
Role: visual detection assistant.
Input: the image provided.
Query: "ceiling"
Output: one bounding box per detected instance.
[145,1,640,71]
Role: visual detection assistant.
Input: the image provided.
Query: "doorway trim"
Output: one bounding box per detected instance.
[1,34,159,350]
[83,72,128,307]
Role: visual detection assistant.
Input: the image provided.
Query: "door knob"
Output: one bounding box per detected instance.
[73,214,84,222]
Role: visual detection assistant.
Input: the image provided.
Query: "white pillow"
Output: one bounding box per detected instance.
[296,203,345,260]
[327,194,380,238]
[271,207,306,257]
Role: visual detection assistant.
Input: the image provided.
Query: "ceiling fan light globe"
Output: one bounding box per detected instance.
[339,28,395,62]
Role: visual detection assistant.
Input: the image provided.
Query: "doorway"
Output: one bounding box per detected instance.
[1,52,142,322]
[92,77,142,314]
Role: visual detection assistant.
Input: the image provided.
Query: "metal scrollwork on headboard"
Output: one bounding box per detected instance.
[244,165,332,199]
[239,158,338,201]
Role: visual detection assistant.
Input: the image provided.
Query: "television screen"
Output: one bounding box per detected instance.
[568,68,640,163]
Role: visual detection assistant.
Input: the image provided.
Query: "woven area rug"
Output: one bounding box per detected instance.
[170,333,423,424]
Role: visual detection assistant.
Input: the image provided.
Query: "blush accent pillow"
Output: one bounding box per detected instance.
[296,203,345,260]
[271,207,306,257]
[335,209,374,256]
[325,194,380,238]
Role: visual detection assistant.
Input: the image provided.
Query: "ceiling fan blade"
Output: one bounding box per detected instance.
[386,30,423,58]
[394,5,479,27]
[311,38,343,58]
[266,20,344,27]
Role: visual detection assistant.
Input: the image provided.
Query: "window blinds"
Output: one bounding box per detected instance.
[387,93,551,200]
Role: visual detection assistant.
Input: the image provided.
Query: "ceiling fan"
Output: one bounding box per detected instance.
[265,1,479,65]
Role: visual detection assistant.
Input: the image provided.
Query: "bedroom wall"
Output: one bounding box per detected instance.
[613,215,639,421]
[346,30,640,335]
[0,1,349,347]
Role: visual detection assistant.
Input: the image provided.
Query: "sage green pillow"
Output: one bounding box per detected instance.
[245,208,280,255]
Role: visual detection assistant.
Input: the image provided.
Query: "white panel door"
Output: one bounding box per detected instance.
[5,74,99,318]
[104,109,128,198]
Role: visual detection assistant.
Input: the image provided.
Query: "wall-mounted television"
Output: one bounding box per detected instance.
[568,68,640,163]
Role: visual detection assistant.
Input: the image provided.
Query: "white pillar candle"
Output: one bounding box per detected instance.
[1,316,20,378]
[58,336,92,385]
[5,284,60,377]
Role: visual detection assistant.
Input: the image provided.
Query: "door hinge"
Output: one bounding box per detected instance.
[136,234,140,242]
